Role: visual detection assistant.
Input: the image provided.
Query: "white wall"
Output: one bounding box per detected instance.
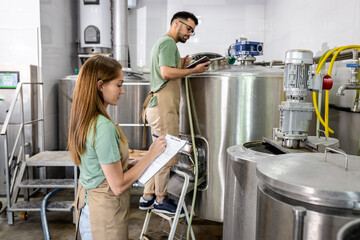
[264,0,360,61]
[0,0,40,65]
[128,0,266,71]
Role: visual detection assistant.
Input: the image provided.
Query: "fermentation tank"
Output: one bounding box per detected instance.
[224,142,284,239]
[58,71,151,150]
[179,51,283,221]
[256,151,360,240]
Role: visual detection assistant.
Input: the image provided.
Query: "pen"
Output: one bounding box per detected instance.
[152,134,159,138]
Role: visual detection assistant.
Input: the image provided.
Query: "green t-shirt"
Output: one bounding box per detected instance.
[79,115,120,202]
[149,35,180,107]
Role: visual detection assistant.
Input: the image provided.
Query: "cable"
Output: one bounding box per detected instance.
[314,45,360,136]
[41,188,65,240]
[185,77,198,240]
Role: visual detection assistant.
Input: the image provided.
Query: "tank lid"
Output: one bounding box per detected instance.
[227,142,284,163]
[256,152,360,209]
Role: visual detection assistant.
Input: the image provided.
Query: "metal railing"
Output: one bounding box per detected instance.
[1,82,44,224]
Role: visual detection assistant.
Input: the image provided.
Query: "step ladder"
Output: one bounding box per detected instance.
[140,170,196,240]
[6,151,78,225]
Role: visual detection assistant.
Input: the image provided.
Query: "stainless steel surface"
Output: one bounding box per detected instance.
[256,152,360,240]
[257,153,360,208]
[292,206,307,240]
[58,74,151,150]
[112,0,129,67]
[324,147,349,170]
[179,64,283,222]
[190,52,229,72]
[329,107,360,155]
[336,83,360,96]
[58,75,77,150]
[224,142,284,240]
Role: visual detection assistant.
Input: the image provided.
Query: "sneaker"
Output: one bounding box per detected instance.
[139,195,156,210]
[153,196,182,215]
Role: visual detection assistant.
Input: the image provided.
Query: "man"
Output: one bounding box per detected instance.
[140,11,210,214]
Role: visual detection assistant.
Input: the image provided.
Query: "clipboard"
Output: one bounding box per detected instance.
[137,134,188,185]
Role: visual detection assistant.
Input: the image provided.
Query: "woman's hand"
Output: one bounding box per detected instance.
[148,136,166,159]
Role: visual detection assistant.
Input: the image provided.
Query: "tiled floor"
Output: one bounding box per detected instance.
[0,190,222,240]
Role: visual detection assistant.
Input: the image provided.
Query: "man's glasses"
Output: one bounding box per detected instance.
[179,20,195,36]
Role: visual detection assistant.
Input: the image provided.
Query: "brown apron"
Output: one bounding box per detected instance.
[74,125,130,240]
[141,58,184,162]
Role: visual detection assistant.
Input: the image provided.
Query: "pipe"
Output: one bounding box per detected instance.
[313,49,360,64]
[41,188,65,240]
[337,83,360,96]
[315,45,360,136]
[353,90,360,112]
[292,206,307,240]
[313,92,334,134]
[185,77,198,240]
[112,0,129,67]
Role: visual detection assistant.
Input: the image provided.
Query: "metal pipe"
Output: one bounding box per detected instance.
[3,135,13,225]
[1,83,22,135]
[336,83,360,96]
[112,0,129,67]
[313,49,360,64]
[292,206,307,240]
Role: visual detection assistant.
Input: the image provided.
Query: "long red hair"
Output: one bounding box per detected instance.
[68,55,127,165]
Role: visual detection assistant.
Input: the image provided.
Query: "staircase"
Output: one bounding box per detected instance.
[8,151,77,224]
[1,82,77,225]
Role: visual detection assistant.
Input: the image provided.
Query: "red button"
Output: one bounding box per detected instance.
[322,74,333,90]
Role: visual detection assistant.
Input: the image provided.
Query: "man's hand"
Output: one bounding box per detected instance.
[183,55,191,68]
[192,61,211,73]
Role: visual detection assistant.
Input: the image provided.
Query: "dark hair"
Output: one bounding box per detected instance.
[170,11,198,25]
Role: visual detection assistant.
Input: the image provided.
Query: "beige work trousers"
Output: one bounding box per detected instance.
[144,78,181,196]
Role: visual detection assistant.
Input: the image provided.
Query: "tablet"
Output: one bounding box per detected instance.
[186,56,211,69]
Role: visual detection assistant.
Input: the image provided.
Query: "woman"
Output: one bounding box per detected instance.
[68,55,166,240]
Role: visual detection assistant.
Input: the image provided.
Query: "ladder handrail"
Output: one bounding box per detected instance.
[1,82,44,135]
[1,81,44,225]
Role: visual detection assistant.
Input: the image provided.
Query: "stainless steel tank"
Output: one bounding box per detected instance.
[225,142,284,240]
[107,71,151,150]
[58,71,151,150]
[179,63,283,222]
[58,75,77,150]
[256,151,360,240]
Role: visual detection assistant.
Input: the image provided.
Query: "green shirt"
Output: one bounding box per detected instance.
[149,35,180,107]
[79,115,120,202]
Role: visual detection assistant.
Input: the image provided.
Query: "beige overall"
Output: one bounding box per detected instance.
[141,59,183,196]
[74,125,130,240]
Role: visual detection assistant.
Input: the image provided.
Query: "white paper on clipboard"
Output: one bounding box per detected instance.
[138,134,187,185]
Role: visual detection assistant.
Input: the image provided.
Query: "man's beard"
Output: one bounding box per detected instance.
[178,33,188,43]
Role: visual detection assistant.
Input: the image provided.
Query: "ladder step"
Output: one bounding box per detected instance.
[18,179,75,189]
[26,151,75,167]
[152,210,187,220]
[9,201,73,212]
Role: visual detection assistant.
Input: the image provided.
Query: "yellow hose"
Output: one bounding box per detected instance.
[314,45,360,136]
[313,92,334,134]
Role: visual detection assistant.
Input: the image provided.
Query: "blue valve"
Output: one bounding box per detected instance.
[346,63,359,68]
